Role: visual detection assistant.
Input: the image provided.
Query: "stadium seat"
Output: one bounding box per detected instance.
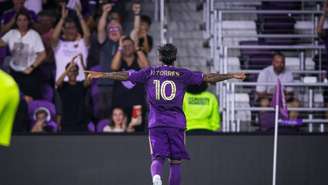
[234,93,252,122]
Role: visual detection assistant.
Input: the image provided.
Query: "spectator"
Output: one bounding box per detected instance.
[317,0,328,120]
[35,10,56,58]
[55,60,90,132]
[51,3,90,83]
[256,52,300,120]
[111,36,149,131]
[183,82,221,133]
[34,10,57,87]
[130,3,153,55]
[30,106,57,133]
[91,3,122,119]
[0,0,37,71]
[0,0,37,34]
[91,107,142,133]
[86,4,121,68]
[30,108,50,133]
[0,10,47,100]
[102,107,127,133]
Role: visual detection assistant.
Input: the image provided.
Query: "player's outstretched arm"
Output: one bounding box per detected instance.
[203,72,246,83]
[85,71,129,81]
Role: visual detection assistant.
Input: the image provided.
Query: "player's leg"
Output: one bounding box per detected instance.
[151,157,165,185]
[167,128,190,185]
[149,128,170,185]
[169,160,182,185]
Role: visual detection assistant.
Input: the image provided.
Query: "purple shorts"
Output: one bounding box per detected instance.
[148,127,190,161]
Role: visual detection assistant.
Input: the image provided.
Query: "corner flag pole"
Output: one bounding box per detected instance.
[272,78,283,185]
[272,103,279,185]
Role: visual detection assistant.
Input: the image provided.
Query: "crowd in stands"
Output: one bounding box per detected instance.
[6,0,326,134]
[0,0,221,134]
[0,0,154,133]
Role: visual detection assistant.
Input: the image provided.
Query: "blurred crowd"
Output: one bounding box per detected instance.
[0,0,155,133]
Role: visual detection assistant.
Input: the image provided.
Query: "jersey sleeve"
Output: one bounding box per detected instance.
[128,67,151,84]
[183,69,204,85]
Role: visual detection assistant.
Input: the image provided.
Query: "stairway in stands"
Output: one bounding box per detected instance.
[166,0,210,72]
[239,1,302,81]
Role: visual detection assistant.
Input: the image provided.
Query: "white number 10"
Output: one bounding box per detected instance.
[153,80,177,101]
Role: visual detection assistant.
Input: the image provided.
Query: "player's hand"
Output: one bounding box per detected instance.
[232,72,246,80]
[84,70,105,80]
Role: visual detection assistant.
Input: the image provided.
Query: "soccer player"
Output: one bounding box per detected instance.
[0,70,20,147]
[85,43,246,185]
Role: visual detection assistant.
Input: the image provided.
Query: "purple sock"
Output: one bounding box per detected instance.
[169,163,181,185]
[151,158,164,177]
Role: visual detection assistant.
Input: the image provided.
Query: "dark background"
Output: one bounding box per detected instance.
[0,134,327,185]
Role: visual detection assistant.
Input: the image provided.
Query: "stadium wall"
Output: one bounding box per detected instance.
[0,134,327,185]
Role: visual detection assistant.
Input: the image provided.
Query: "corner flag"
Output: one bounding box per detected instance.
[271,78,289,119]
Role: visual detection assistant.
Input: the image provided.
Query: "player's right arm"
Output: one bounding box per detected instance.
[203,72,246,83]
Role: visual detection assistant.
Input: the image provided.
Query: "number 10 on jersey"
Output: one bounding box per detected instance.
[153,80,177,101]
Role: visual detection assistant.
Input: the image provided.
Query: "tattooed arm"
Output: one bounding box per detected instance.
[85,71,129,81]
[203,72,246,83]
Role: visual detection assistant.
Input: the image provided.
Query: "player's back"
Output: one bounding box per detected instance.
[143,65,203,129]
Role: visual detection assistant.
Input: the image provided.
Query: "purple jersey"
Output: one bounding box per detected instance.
[128,65,203,129]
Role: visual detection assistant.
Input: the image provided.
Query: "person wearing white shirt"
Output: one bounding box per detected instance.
[51,3,90,82]
[0,10,46,99]
[256,52,300,119]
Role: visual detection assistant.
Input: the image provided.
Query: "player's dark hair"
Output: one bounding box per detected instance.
[158,43,177,65]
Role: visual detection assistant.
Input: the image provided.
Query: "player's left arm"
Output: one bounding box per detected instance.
[203,72,246,83]
[85,71,129,81]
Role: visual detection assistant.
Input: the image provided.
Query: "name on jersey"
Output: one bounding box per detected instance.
[151,70,181,77]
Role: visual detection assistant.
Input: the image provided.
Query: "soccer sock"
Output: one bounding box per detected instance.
[169,163,181,185]
[151,158,164,177]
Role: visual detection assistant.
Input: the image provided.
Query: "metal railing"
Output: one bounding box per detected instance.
[225,82,328,133]
[201,0,328,132]
[203,0,326,42]
[215,10,324,52]
[218,46,327,130]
